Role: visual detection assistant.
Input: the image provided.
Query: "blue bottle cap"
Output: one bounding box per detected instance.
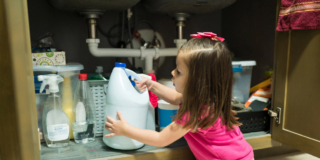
[115,62,126,68]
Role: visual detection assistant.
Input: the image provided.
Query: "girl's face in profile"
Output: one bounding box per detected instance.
[171,53,188,94]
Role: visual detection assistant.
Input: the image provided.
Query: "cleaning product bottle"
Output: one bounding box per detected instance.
[60,76,74,139]
[103,62,149,150]
[138,74,157,131]
[89,66,108,80]
[39,74,70,148]
[72,74,96,144]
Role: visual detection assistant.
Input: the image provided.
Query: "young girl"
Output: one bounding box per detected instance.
[104,32,254,160]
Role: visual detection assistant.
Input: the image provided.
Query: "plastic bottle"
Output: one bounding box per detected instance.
[89,66,108,80]
[103,62,150,150]
[72,74,96,144]
[39,74,70,148]
[60,76,74,139]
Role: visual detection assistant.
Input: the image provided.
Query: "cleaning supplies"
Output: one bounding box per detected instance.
[103,62,149,150]
[87,80,108,137]
[146,72,158,108]
[158,100,179,131]
[60,76,75,139]
[128,76,137,90]
[89,66,107,80]
[72,74,96,144]
[33,64,84,139]
[39,74,70,148]
[138,73,156,131]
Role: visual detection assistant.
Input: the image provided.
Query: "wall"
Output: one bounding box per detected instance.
[222,0,277,86]
[28,0,276,86]
[27,0,221,79]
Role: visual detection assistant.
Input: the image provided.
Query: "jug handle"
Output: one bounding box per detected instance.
[125,68,142,82]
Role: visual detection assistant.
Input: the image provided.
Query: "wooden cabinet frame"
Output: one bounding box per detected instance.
[0,0,40,159]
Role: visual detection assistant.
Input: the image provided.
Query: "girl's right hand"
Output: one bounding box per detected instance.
[135,77,153,92]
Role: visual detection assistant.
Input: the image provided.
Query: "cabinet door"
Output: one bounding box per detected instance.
[272,29,320,157]
[0,0,40,159]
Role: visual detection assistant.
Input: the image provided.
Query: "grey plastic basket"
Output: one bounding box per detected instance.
[88,80,108,137]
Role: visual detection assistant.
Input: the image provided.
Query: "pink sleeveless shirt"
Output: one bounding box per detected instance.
[175,111,254,160]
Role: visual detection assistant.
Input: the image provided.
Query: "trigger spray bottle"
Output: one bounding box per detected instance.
[39,74,70,148]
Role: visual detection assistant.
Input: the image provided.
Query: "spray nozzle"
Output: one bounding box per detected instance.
[38,74,64,93]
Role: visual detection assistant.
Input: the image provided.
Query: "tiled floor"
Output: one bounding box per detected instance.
[258,152,319,160]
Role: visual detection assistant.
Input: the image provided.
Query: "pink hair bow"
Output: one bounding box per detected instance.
[190,32,225,42]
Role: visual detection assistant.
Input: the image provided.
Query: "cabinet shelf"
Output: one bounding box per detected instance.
[40,131,280,160]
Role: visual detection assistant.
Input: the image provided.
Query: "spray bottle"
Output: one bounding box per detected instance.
[39,74,70,148]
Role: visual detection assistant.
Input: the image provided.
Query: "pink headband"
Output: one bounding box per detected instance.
[190,32,225,42]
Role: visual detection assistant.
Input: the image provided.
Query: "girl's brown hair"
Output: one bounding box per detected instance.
[173,38,241,132]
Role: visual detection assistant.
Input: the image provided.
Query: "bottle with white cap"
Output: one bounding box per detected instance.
[38,74,70,148]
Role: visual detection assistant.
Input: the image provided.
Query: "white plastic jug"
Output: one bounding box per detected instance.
[103,63,149,150]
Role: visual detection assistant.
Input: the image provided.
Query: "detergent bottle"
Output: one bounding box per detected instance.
[103,62,150,150]
[39,74,70,148]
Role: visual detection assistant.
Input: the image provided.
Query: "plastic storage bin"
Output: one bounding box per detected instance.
[158,100,179,131]
[232,61,256,103]
[237,110,270,133]
[33,63,84,139]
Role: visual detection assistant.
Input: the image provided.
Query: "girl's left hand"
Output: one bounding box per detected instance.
[105,111,129,137]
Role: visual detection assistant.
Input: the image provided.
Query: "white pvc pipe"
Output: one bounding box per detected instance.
[158,48,178,57]
[87,38,183,73]
[145,56,153,73]
[88,43,140,57]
